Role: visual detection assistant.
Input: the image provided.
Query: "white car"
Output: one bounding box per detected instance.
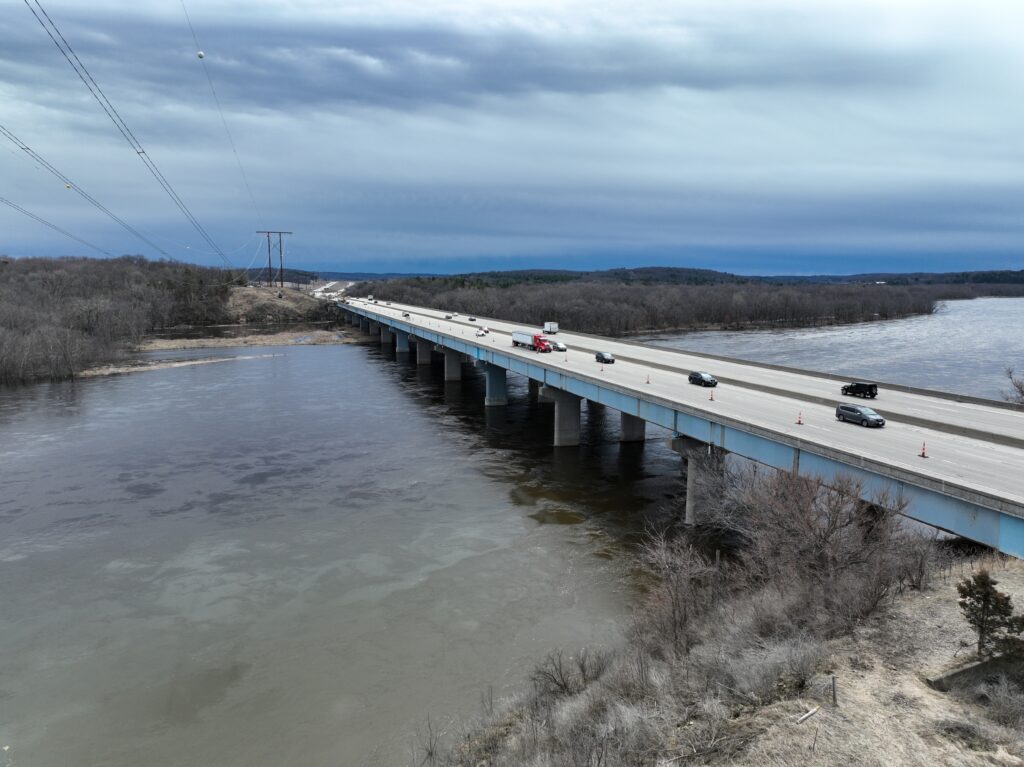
[550,340,567,352]
[482,327,490,334]
[475,330,486,337]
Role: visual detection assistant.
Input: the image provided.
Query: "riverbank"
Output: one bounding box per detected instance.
[138,328,354,352]
[79,353,282,378]
[429,468,1024,767]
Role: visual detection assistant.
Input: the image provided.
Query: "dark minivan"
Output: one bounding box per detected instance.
[835,404,885,427]
[842,381,878,398]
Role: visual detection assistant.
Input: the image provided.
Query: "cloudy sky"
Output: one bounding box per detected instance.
[2,0,1022,274]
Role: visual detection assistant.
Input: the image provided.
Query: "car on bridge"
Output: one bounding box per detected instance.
[468,317,477,322]
[402,312,410,318]
[688,371,718,387]
[595,351,615,364]
[550,340,567,352]
[445,314,452,319]
[475,329,486,337]
[835,404,885,427]
[842,381,878,398]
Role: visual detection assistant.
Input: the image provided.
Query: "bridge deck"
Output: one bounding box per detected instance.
[345,299,1024,556]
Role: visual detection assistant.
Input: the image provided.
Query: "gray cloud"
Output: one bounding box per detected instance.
[1,1,1022,273]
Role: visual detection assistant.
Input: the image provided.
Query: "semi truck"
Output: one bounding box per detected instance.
[543,321,559,334]
[512,330,553,352]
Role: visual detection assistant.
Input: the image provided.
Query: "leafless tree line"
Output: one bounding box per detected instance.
[352,278,991,336]
[414,467,945,766]
[0,256,241,385]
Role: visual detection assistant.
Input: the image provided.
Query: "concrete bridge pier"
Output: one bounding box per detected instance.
[620,412,646,443]
[368,320,380,339]
[483,363,507,406]
[541,386,582,446]
[416,340,433,366]
[528,378,540,401]
[359,318,370,332]
[670,435,722,525]
[444,349,462,381]
[380,326,394,346]
[395,330,410,355]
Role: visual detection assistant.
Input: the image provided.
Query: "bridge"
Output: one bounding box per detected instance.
[340,298,1024,558]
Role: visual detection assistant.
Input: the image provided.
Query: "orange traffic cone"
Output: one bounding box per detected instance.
[919,442,928,458]
[796,412,803,425]
[646,373,651,384]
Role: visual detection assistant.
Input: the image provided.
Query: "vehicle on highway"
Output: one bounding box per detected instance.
[481,327,490,333]
[445,314,452,319]
[550,340,567,352]
[512,330,553,352]
[595,351,615,364]
[688,371,718,387]
[385,302,391,305]
[842,381,878,398]
[468,317,477,322]
[402,312,410,318]
[835,404,885,427]
[367,294,373,300]
[543,321,559,334]
[475,329,486,337]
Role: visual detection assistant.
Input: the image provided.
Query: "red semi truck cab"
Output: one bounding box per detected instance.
[511,330,553,352]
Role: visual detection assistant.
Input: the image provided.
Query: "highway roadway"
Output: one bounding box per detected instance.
[346,298,1024,515]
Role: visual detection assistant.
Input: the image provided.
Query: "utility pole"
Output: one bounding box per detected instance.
[256,231,292,288]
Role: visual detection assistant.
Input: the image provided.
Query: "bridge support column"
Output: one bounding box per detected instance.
[395,330,410,355]
[380,326,394,346]
[360,318,369,332]
[620,412,646,443]
[528,378,540,401]
[483,363,507,406]
[443,349,462,381]
[541,387,581,446]
[416,340,433,366]
[670,436,713,525]
[368,320,380,338]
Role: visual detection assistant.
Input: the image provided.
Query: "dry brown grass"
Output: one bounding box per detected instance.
[410,471,1023,767]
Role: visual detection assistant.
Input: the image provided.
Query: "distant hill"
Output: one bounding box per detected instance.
[762,269,1024,285]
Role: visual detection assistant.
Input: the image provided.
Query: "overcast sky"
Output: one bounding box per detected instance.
[2,0,1023,274]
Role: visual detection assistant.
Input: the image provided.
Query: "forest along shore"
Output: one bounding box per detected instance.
[354,269,1024,337]
[0,256,341,385]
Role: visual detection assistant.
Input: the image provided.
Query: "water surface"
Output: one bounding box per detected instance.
[0,341,679,766]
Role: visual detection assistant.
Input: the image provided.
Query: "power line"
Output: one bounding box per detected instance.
[22,0,233,270]
[0,194,111,255]
[179,0,265,232]
[0,123,171,257]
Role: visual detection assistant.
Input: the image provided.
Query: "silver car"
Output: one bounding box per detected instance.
[835,404,885,428]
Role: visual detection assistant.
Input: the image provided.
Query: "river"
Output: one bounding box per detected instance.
[1,297,1021,766]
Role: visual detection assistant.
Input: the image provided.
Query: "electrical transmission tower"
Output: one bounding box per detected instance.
[257,230,292,287]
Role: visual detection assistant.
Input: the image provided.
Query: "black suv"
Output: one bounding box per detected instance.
[835,404,885,427]
[842,381,878,398]
[688,371,718,387]
[595,352,615,364]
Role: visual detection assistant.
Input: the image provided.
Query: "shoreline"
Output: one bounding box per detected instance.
[135,328,355,352]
